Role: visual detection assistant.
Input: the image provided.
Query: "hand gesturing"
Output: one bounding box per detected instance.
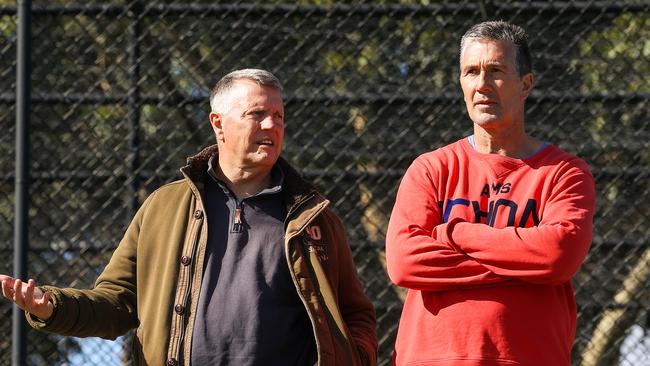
[1,275,54,321]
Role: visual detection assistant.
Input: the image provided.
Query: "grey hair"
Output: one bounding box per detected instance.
[459,20,532,77]
[209,69,283,113]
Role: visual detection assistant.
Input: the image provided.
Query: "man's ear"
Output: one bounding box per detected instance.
[521,73,534,100]
[209,112,225,141]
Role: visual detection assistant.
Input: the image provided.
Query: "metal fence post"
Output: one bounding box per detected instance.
[123,3,143,363]
[127,0,142,218]
[14,0,31,365]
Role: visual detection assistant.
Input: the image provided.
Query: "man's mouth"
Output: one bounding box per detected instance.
[257,139,274,146]
[475,100,496,106]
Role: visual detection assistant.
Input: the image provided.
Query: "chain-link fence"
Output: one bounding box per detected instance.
[1,1,649,365]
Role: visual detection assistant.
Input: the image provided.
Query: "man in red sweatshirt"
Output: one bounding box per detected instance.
[386,21,595,366]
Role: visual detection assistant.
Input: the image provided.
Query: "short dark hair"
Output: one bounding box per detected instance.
[460,20,532,77]
[209,69,283,113]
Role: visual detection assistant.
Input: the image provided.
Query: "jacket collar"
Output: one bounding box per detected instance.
[181,145,323,213]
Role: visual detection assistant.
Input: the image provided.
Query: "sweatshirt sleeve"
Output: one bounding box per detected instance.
[386,157,508,291]
[444,161,595,285]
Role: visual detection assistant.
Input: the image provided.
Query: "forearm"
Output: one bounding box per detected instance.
[386,221,510,291]
[26,196,148,338]
[26,284,137,339]
[447,220,592,284]
[386,157,510,290]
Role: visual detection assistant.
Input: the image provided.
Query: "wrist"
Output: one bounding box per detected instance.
[438,217,465,251]
[32,300,54,321]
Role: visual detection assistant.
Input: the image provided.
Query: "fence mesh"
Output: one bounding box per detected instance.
[1,1,649,365]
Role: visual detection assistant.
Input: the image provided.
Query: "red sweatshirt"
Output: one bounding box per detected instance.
[386,137,595,366]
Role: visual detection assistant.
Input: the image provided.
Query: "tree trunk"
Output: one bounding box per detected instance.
[580,247,650,366]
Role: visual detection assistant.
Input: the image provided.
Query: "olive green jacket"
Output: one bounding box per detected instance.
[27,145,377,366]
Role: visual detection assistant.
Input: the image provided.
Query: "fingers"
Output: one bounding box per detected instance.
[25,279,35,304]
[24,279,45,307]
[13,279,26,308]
[0,274,14,284]
[1,277,52,320]
[40,291,51,306]
[37,290,54,320]
[1,278,14,299]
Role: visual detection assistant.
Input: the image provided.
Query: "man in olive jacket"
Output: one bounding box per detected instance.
[1,69,377,365]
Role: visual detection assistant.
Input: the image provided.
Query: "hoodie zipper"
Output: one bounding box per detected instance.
[232,200,244,233]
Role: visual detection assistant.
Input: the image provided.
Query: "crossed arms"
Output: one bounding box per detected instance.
[386,156,596,292]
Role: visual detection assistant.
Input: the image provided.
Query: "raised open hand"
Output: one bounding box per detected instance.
[1,274,53,321]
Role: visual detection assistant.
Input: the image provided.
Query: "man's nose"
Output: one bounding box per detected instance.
[475,70,491,91]
[260,115,283,129]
